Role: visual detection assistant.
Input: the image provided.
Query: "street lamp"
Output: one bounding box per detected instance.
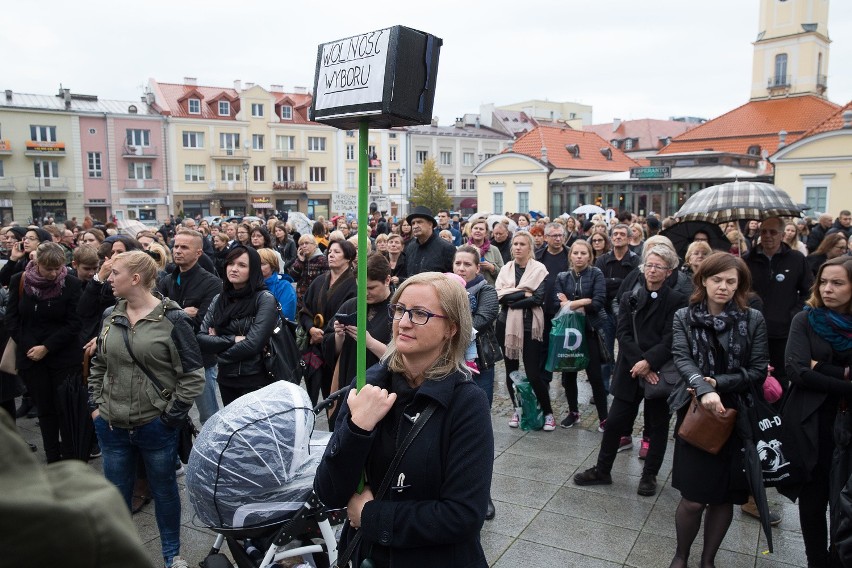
[35,159,43,226]
[242,160,250,216]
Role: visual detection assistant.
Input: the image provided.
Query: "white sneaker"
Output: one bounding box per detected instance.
[168,556,189,568]
[543,414,556,431]
[508,411,520,428]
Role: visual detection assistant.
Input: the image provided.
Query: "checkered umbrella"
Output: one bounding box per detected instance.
[674,181,802,223]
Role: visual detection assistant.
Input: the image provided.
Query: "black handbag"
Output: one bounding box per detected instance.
[263,307,304,385]
[644,360,681,399]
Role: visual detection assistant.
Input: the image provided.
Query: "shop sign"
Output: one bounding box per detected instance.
[26,141,65,153]
[119,198,165,205]
[630,166,671,179]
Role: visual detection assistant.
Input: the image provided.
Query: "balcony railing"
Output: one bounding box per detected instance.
[211,148,250,160]
[122,145,159,158]
[271,149,307,161]
[0,178,15,191]
[122,178,162,191]
[272,181,308,190]
[0,140,12,154]
[767,75,791,89]
[369,158,382,168]
[27,176,70,191]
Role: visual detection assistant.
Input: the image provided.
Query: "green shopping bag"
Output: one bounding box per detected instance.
[510,371,544,431]
[545,306,589,373]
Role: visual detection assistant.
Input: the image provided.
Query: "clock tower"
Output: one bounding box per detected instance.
[750,0,831,100]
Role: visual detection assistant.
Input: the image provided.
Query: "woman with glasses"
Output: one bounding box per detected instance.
[235,223,251,247]
[589,233,611,262]
[315,272,493,568]
[0,228,52,287]
[385,234,407,291]
[289,235,329,314]
[682,240,712,279]
[495,231,554,430]
[808,232,848,277]
[466,218,504,286]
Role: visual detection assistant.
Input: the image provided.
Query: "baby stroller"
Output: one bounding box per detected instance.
[186,381,346,568]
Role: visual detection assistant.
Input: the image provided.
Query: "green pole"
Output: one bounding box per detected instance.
[356,120,369,392]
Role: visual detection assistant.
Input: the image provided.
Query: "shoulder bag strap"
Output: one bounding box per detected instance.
[335,401,438,567]
[120,325,172,401]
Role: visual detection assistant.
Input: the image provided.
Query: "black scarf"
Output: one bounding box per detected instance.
[213,246,267,329]
[688,300,749,376]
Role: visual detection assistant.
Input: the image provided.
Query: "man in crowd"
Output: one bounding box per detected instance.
[157,229,222,424]
[405,206,456,275]
[490,221,512,263]
[436,209,462,246]
[806,213,834,253]
[535,222,570,384]
[825,209,852,240]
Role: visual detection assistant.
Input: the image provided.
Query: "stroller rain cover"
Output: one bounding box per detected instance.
[186,381,328,530]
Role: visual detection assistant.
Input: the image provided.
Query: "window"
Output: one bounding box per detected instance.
[182,131,204,148]
[484,153,495,160]
[220,165,241,181]
[389,133,397,139]
[252,134,264,150]
[277,166,295,182]
[440,151,452,166]
[461,179,468,190]
[126,129,150,147]
[188,99,201,114]
[462,152,475,166]
[624,138,634,151]
[389,172,398,188]
[309,167,326,182]
[368,145,376,158]
[611,139,620,148]
[346,130,355,137]
[416,150,428,164]
[184,165,206,182]
[220,133,240,150]
[253,165,265,182]
[518,191,529,212]
[369,172,377,187]
[251,103,264,117]
[446,178,454,190]
[308,137,326,151]
[218,100,231,116]
[774,53,788,85]
[128,162,152,180]
[280,105,292,120]
[276,135,295,151]
[469,178,476,191]
[87,152,102,178]
[493,191,503,214]
[806,186,828,213]
[346,144,355,160]
[346,170,356,189]
[30,125,57,142]
[389,145,397,161]
[34,161,59,178]
[0,161,4,178]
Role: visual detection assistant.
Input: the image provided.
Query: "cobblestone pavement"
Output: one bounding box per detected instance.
[14,363,806,567]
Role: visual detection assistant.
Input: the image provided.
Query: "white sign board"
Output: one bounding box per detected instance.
[332,193,359,214]
[314,28,391,112]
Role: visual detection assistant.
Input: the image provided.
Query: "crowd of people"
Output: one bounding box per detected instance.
[5,204,852,567]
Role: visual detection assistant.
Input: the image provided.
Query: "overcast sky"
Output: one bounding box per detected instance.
[4,0,851,126]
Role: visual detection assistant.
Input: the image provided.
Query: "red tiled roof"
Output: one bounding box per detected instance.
[585,118,696,151]
[800,99,852,137]
[660,95,840,155]
[511,125,639,171]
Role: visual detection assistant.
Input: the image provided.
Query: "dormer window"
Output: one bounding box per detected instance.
[281,105,293,120]
[218,100,230,116]
[188,99,201,114]
[610,139,620,149]
[624,138,635,151]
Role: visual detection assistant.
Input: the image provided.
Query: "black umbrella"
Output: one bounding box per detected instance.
[56,372,95,462]
[660,221,730,259]
[739,396,774,553]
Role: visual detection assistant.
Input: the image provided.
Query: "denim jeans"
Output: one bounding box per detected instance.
[195,365,220,425]
[600,310,617,394]
[472,366,495,407]
[95,415,181,565]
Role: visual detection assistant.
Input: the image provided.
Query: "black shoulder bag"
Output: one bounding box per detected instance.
[120,326,198,464]
[333,401,438,568]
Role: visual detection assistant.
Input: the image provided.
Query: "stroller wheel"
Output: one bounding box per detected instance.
[200,553,232,568]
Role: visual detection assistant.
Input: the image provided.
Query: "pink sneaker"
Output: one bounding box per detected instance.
[543,414,556,431]
[466,360,480,374]
[508,412,520,428]
[639,436,650,460]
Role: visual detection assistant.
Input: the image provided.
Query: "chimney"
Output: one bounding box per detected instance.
[184,77,197,86]
[233,79,242,91]
[431,117,438,127]
[541,146,548,163]
[245,82,255,89]
[270,84,283,92]
[4,90,11,102]
[507,140,514,151]
[146,91,155,105]
[778,129,788,148]
[612,118,622,132]
[454,117,464,128]
[293,86,307,94]
[64,88,72,109]
[475,116,480,129]
[843,110,852,129]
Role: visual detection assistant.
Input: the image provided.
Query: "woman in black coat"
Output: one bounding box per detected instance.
[6,242,82,462]
[784,255,852,567]
[314,272,492,568]
[197,246,278,406]
[667,252,768,568]
[574,245,687,496]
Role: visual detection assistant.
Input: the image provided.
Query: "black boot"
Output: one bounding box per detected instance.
[485,496,495,520]
[15,397,33,419]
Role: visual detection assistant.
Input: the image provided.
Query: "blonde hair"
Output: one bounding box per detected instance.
[382,272,472,380]
[257,247,280,272]
[147,242,171,270]
[112,250,158,290]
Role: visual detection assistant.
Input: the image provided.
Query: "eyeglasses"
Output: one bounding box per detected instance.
[388,303,447,325]
[546,233,564,238]
[591,239,605,244]
[644,263,670,272]
[24,236,40,241]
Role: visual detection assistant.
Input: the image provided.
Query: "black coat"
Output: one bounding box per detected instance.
[404,232,455,276]
[610,285,687,402]
[6,272,82,371]
[744,243,813,339]
[314,364,492,568]
[197,290,278,387]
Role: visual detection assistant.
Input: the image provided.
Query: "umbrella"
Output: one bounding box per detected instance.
[660,221,731,259]
[738,398,774,553]
[572,204,606,216]
[830,408,852,548]
[287,212,313,236]
[674,181,802,224]
[116,219,148,238]
[468,211,517,232]
[57,372,95,462]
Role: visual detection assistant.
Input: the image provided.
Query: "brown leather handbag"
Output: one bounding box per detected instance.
[678,389,738,455]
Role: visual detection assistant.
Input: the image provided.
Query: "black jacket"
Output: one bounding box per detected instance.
[157,263,222,368]
[744,243,813,339]
[807,222,830,253]
[490,237,512,264]
[404,232,455,276]
[610,285,686,402]
[197,290,278,386]
[6,272,82,371]
[314,364,492,568]
[595,249,640,307]
[467,276,502,370]
[553,266,607,329]
[77,279,117,343]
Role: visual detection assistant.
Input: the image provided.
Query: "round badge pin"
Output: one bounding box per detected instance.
[775,273,785,282]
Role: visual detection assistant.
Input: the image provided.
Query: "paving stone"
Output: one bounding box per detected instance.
[519,509,639,564]
[493,537,622,568]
